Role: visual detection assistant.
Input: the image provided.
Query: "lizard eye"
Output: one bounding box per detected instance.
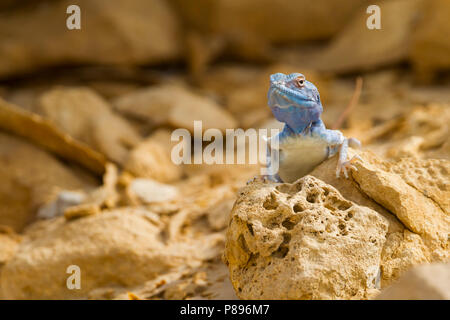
[295,76,305,88]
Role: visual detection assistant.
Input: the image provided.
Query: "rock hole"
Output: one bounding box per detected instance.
[345,212,354,221]
[238,234,249,253]
[337,202,352,211]
[437,183,447,191]
[282,218,296,230]
[282,232,291,244]
[263,192,279,210]
[272,245,289,259]
[293,203,304,213]
[247,223,254,236]
[306,192,319,203]
[294,182,303,192]
[275,184,292,194]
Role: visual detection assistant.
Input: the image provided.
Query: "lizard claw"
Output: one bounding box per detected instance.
[348,138,362,149]
[247,174,282,184]
[247,175,269,185]
[336,155,362,178]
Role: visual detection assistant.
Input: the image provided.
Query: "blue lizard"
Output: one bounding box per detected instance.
[263,72,361,183]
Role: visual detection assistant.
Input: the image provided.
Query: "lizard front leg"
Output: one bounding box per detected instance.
[311,121,362,178]
[336,138,362,178]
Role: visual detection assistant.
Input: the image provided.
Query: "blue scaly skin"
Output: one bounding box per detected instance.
[264,72,361,183]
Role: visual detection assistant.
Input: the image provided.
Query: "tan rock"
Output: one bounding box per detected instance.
[206,197,235,231]
[387,158,450,213]
[0,133,94,231]
[362,104,450,161]
[64,163,119,220]
[376,262,450,300]
[425,138,450,161]
[310,153,404,234]
[315,0,422,73]
[173,0,366,44]
[159,262,238,300]
[0,208,193,299]
[350,153,449,257]
[380,230,431,287]
[0,226,21,267]
[124,134,183,183]
[224,176,389,299]
[103,259,238,300]
[114,84,237,132]
[38,87,141,165]
[64,203,101,220]
[385,136,424,159]
[411,0,450,79]
[393,104,450,145]
[126,178,179,204]
[0,97,106,175]
[0,0,180,77]
[314,150,449,286]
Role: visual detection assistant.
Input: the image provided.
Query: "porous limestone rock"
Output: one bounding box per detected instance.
[386,158,450,213]
[351,155,449,258]
[0,208,193,299]
[224,176,389,300]
[310,153,404,234]
[375,262,450,300]
[312,150,449,286]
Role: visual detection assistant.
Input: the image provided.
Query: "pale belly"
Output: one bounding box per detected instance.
[277,135,329,183]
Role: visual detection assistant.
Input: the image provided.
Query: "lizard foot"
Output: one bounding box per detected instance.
[247,175,268,185]
[247,175,281,184]
[336,155,362,178]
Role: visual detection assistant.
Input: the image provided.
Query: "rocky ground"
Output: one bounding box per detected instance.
[0,0,449,300]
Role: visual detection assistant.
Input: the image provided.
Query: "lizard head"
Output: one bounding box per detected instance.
[268,72,323,132]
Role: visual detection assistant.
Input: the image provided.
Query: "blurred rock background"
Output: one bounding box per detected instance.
[0,0,448,299]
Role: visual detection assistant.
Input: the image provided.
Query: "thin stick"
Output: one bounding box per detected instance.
[332,76,363,130]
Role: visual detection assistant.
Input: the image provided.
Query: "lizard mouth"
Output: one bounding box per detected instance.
[270,83,319,107]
